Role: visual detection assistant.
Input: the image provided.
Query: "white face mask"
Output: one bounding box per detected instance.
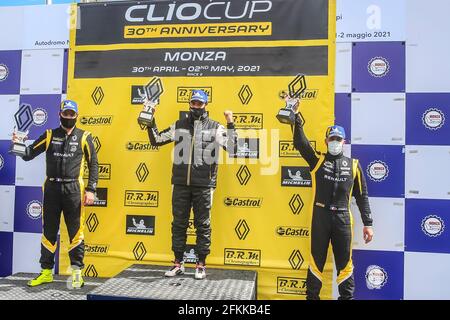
[328,140,343,155]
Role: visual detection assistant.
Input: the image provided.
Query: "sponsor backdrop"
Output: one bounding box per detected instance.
[0,0,449,300]
[62,0,336,300]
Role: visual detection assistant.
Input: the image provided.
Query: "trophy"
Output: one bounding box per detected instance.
[9,103,34,157]
[276,73,307,125]
[137,76,164,127]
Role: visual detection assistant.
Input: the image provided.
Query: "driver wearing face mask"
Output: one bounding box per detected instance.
[13,99,98,289]
[292,99,373,300]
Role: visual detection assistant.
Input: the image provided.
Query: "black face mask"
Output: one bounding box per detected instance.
[60,116,77,129]
[189,107,205,119]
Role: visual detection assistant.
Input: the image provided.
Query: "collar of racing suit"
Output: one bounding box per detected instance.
[59,125,78,137]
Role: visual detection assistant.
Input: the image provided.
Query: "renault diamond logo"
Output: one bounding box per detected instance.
[84,264,98,277]
[14,103,34,131]
[238,85,253,105]
[289,250,304,270]
[136,163,149,182]
[289,194,304,215]
[235,219,250,240]
[86,213,99,232]
[92,136,101,153]
[91,86,104,105]
[288,74,307,98]
[236,165,251,186]
[133,242,147,261]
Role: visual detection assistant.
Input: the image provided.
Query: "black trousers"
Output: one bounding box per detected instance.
[171,184,213,262]
[306,206,355,300]
[40,181,85,269]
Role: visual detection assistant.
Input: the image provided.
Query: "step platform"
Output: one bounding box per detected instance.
[0,273,106,300]
[87,264,257,300]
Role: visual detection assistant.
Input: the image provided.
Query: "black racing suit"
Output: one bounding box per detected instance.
[293,114,372,300]
[148,112,237,263]
[22,126,98,270]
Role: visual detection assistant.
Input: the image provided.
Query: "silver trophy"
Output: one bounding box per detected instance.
[10,103,33,157]
[276,74,307,125]
[137,77,164,127]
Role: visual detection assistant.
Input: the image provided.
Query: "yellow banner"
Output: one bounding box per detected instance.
[60,0,337,300]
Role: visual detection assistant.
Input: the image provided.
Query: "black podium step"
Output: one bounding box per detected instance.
[87,264,257,300]
[0,273,106,300]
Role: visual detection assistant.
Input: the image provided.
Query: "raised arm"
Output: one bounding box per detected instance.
[293,113,319,170]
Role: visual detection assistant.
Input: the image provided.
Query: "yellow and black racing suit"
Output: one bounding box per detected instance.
[293,114,372,300]
[22,126,98,270]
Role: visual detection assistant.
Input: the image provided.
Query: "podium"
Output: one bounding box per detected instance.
[0,272,106,300]
[87,264,257,300]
